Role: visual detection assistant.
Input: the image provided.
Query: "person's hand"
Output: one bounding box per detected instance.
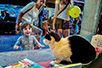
[38,45,45,48]
[15,23,22,34]
[53,17,56,32]
[53,26,56,32]
[13,45,20,49]
[15,24,20,34]
[15,25,19,31]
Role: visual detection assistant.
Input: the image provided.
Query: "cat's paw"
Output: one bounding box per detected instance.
[54,60,61,64]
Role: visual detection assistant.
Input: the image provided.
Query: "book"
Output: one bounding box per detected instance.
[50,61,82,68]
[5,58,45,68]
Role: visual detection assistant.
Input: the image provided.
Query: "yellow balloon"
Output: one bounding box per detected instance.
[68,6,81,18]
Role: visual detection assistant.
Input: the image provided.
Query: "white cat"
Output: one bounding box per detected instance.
[43,31,96,64]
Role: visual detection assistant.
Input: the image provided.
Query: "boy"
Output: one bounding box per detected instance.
[14,22,44,50]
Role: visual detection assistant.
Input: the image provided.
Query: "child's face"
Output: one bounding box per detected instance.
[23,25,32,37]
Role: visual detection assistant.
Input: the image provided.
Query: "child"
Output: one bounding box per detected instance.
[13,22,44,50]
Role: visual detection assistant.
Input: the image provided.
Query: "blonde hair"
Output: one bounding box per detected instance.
[36,0,40,3]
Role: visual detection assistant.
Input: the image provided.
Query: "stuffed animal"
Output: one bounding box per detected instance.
[43,31,96,64]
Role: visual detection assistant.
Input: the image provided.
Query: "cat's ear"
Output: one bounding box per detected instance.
[50,31,61,42]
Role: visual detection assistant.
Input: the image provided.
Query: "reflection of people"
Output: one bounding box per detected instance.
[72,17,79,34]
[16,0,45,41]
[0,10,10,21]
[53,0,73,38]
[4,10,10,21]
[47,17,53,30]
[0,10,6,21]
[13,22,44,50]
[10,11,16,17]
[77,15,82,34]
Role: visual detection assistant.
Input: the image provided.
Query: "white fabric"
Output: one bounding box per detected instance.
[54,0,72,21]
[21,2,39,23]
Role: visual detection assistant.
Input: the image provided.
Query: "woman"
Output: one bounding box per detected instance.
[53,0,73,38]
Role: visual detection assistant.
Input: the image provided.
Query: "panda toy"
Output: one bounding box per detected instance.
[43,31,96,64]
